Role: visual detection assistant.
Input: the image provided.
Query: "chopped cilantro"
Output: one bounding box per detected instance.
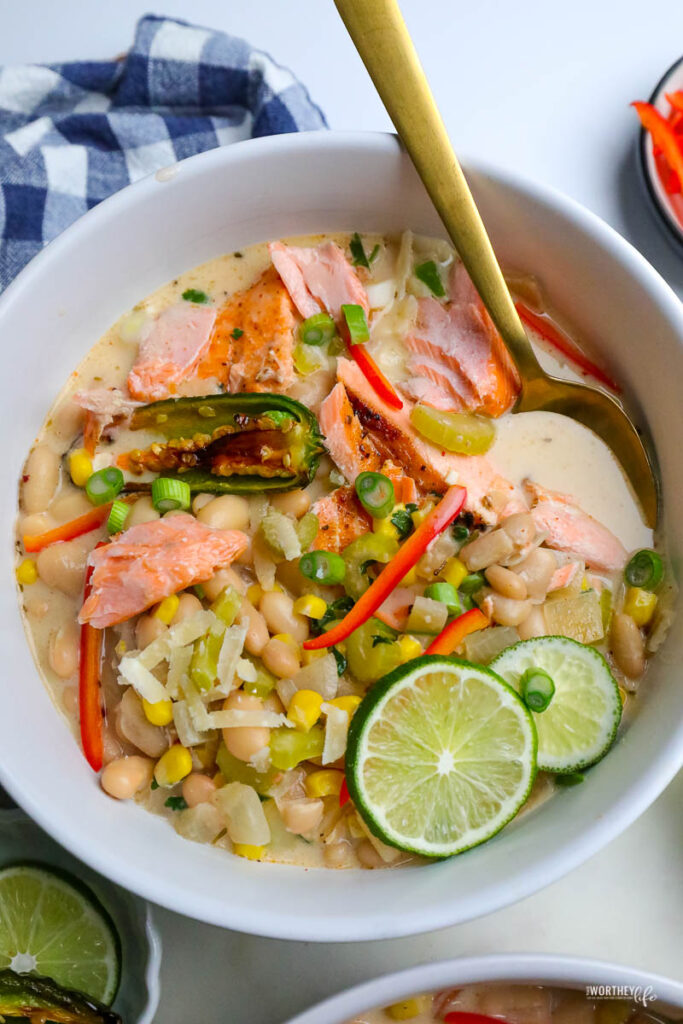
[164,796,188,811]
[231,327,244,340]
[311,596,355,637]
[391,508,414,541]
[331,647,347,675]
[182,288,211,304]
[350,232,370,268]
[372,635,393,647]
[150,779,159,791]
[368,244,380,264]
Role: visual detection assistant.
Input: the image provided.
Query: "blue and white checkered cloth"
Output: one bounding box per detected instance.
[0,15,327,292]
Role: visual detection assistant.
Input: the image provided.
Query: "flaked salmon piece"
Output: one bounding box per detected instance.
[269,241,369,321]
[337,357,523,524]
[73,387,142,452]
[548,560,582,592]
[311,486,371,553]
[127,304,217,402]
[79,514,248,628]
[381,460,418,505]
[196,267,296,393]
[402,262,520,417]
[524,480,627,572]
[375,585,421,630]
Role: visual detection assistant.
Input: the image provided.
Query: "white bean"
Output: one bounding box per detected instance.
[222,692,270,762]
[182,773,217,807]
[126,496,159,527]
[324,842,353,868]
[262,636,300,678]
[203,566,247,601]
[101,756,154,801]
[192,493,214,514]
[48,622,80,678]
[513,547,556,601]
[611,613,646,679]
[236,598,269,655]
[270,489,311,519]
[281,798,324,835]
[485,564,527,601]
[356,840,386,869]
[500,512,536,548]
[37,539,88,597]
[62,684,79,716]
[135,613,167,649]
[483,591,532,627]
[518,606,548,641]
[50,490,92,522]
[197,495,250,531]
[235,535,253,566]
[115,687,168,758]
[21,512,56,536]
[259,590,309,643]
[171,593,203,623]
[22,444,60,514]
[461,529,514,571]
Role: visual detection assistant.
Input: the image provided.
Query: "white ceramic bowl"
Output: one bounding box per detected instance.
[0,132,682,941]
[285,955,683,1023]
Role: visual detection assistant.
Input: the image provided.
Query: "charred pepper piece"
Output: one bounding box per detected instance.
[0,969,121,1023]
[123,393,326,494]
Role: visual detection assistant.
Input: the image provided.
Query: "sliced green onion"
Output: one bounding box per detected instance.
[424,582,465,616]
[181,288,210,304]
[350,232,370,268]
[624,549,663,590]
[520,668,555,713]
[459,571,485,596]
[299,550,346,586]
[355,471,395,519]
[341,303,370,344]
[299,312,336,346]
[86,467,124,506]
[152,477,191,512]
[415,260,445,297]
[106,499,129,535]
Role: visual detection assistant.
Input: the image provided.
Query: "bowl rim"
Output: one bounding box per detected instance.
[284,954,683,1024]
[637,52,683,254]
[1,130,683,940]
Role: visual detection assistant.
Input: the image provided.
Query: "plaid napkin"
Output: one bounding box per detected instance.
[0,14,326,292]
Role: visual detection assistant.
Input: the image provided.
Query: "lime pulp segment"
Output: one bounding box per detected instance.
[0,864,120,1005]
[492,635,622,773]
[346,656,537,858]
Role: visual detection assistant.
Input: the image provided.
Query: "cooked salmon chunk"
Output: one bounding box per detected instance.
[402,262,520,417]
[269,241,369,321]
[127,303,217,401]
[79,514,248,628]
[196,267,297,393]
[337,357,523,523]
[524,480,627,572]
[311,485,372,552]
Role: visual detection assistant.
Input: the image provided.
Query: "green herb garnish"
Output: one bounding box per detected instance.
[164,796,189,811]
[182,288,211,304]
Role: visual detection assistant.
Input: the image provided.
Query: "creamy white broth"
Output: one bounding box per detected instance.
[17,231,666,871]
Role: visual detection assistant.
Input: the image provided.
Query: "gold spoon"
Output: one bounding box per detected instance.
[334,0,659,528]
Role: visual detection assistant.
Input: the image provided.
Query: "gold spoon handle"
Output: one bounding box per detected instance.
[334,0,542,383]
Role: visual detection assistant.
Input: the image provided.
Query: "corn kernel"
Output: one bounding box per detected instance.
[273,632,298,649]
[69,449,93,488]
[397,634,422,662]
[401,567,418,587]
[287,689,323,731]
[623,587,657,627]
[143,697,174,727]
[115,639,127,657]
[302,648,327,666]
[233,843,265,860]
[154,744,193,787]
[411,505,430,527]
[155,593,180,624]
[247,584,263,606]
[305,769,344,799]
[293,594,327,619]
[441,557,468,589]
[373,516,400,541]
[386,998,426,1020]
[15,558,38,585]
[328,695,362,716]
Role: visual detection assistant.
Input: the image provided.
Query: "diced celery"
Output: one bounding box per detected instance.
[411,403,496,455]
[342,532,398,599]
[296,512,320,552]
[269,726,325,770]
[216,742,277,794]
[406,595,448,635]
[464,625,520,665]
[242,659,278,700]
[345,618,402,684]
[211,585,242,625]
[543,589,604,644]
[600,588,612,633]
[190,621,226,691]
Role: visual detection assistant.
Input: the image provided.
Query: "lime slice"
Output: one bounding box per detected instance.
[346,655,537,858]
[0,864,120,1004]
[492,636,622,773]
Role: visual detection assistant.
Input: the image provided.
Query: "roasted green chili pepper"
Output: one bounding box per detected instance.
[123,393,326,494]
[0,969,121,1023]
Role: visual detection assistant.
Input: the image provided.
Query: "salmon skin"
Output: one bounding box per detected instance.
[128,303,217,402]
[311,486,371,553]
[403,261,520,417]
[524,480,628,572]
[196,267,298,393]
[79,514,248,628]
[269,241,369,321]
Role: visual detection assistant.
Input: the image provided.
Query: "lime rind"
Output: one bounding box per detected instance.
[0,863,121,1005]
[492,635,622,773]
[346,655,537,858]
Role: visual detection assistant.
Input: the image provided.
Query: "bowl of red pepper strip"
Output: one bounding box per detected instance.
[633,54,683,252]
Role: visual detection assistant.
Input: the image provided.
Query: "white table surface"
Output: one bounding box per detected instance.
[2,2,683,1022]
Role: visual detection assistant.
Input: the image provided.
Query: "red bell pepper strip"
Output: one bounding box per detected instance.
[665,91,683,114]
[633,101,683,222]
[339,777,351,807]
[24,503,112,553]
[425,608,489,656]
[348,343,404,410]
[444,1014,506,1023]
[79,548,105,771]
[515,302,620,393]
[304,486,467,651]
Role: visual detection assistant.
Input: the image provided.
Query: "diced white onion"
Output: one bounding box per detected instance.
[275,677,298,710]
[236,657,257,683]
[320,704,349,765]
[287,655,339,700]
[213,782,271,846]
[365,279,396,310]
